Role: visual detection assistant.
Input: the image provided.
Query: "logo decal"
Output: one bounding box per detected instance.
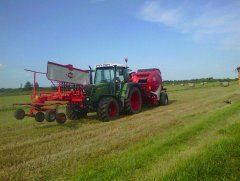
[66,72,74,79]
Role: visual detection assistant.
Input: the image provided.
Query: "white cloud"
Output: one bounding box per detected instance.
[138,0,240,49]
[140,1,181,26]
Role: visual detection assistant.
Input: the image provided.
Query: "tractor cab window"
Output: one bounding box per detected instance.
[116,68,125,82]
[94,68,114,84]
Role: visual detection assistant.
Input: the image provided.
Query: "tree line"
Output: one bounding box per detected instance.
[164,77,237,84]
[0,81,52,96]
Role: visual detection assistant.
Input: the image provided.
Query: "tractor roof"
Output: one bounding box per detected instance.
[95,63,127,68]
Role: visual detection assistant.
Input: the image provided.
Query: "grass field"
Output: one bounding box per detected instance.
[0,82,240,180]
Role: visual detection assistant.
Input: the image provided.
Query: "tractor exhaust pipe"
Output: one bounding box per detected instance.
[89,66,93,84]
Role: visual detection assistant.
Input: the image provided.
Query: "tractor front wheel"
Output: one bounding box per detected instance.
[98,97,119,121]
[66,105,87,120]
[125,87,142,114]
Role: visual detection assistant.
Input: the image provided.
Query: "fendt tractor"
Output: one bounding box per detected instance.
[14,60,168,123]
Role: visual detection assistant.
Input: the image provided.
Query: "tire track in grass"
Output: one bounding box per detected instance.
[74,103,240,180]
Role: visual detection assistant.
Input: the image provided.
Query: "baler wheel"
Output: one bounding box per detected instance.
[35,111,45,122]
[98,97,119,121]
[66,105,87,120]
[125,87,142,114]
[56,113,67,124]
[45,110,56,122]
[160,93,168,106]
[14,109,25,120]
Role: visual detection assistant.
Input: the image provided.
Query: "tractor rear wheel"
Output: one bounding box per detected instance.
[56,113,66,124]
[125,87,142,114]
[98,97,119,121]
[66,105,87,120]
[160,92,168,106]
[14,109,25,120]
[45,110,56,122]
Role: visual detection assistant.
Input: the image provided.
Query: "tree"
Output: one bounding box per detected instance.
[24,81,33,90]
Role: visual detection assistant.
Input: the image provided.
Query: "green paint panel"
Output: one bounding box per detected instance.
[90,83,113,103]
[120,83,128,97]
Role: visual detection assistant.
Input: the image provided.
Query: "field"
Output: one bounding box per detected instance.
[0,82,240,180]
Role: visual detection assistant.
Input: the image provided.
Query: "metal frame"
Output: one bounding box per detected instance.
[14,64,86,119]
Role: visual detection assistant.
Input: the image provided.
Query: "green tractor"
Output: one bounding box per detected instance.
[66,62,168,122]
[91,63,143,121]
[66,63,143,121]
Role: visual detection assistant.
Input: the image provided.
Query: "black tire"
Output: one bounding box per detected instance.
[66,105,87,120]
[56,113,66,124]
[35,111,45,122]
[98,97,119,121]
[45,110,56,122]
[14,109,25,120]
[125,87,142,114]
[160,92,168,106]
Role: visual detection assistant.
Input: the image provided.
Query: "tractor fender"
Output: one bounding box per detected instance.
[123,83,142,99]
[98,95,122,107]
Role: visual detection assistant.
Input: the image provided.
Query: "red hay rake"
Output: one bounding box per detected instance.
[14,62,89,124]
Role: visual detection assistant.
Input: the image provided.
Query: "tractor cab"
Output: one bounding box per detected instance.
[88,64,130,106]
[94,63,129,85]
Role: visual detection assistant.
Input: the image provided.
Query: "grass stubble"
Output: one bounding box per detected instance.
[0,82,239,180]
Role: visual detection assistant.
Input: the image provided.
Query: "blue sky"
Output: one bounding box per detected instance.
[0,0,240,88]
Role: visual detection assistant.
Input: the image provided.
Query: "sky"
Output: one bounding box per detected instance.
[0,0,240,88]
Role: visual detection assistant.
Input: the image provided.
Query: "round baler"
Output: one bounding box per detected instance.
[130,68,168,106]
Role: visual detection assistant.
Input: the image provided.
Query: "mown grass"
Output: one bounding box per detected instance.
[74,102,240,180]
[0,95,30,111]
[0,81,239,180]
[165,81,227,92]
[162,122,240,181]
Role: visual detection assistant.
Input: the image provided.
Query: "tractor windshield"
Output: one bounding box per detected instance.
[94,68,115,84]
[94,67,126,84]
